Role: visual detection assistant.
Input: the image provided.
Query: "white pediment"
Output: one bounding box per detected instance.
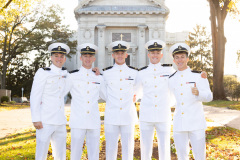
[77,0,165,9]
[75,0,169,15]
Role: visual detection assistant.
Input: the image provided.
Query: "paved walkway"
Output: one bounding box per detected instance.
[0,105,239,139]
[204,105,240,130]
[0,105,71,139]
[0,108,33,138]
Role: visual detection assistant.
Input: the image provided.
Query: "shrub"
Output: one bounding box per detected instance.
[1,96,9,103]
[9,101,16,104]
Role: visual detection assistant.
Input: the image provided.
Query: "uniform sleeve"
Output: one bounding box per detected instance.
[30,69,47,122]
[134,72,143,100]
[99,76,107,101]
[63,73,73,96]
[195,76,213,102]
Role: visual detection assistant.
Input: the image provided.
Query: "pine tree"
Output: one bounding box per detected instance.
[186,25,213,89]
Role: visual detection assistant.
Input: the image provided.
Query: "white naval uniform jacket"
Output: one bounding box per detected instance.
[30,64,67,125]
[169,67,213,132]
[136,63,175,123]
[64,67,106,129]
[103,63,138,125]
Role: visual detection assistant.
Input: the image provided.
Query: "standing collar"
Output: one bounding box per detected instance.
[80,66,92,74]
[113,63,127,69]
[149,62,161,68]
[178,66,191,73]
[50,64,62,73]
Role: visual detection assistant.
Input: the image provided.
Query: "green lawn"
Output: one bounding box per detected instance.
[206,127,240,159]
[1,125,239,159]
[203,100,240,110]
[1,102,239,159]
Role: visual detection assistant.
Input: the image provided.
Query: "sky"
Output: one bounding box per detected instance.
[48,0,240,77]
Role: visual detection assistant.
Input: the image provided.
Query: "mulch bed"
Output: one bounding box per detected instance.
[99,140,177,160]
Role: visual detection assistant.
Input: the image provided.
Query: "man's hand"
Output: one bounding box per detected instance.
[191,83,199,96]
[133,94,137,103]
[33,122,43,130]
[201,71,207,79]
[92,67,100,75]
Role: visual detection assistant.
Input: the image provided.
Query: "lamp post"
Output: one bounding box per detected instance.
[21,87,24,105]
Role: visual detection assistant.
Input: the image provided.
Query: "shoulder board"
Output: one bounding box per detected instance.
[92,70,103,75]
[161,64,173,67]
[62,67,67,70]
[42,67,51,71]
[69,69,79,74]
[169,71,177,78]
[191,70,201,73]
[127,65,138,71]
[102,66,113,71]
[138,66,148,71]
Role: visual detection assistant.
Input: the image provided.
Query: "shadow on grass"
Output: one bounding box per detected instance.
[0,130,36,146]
[206,126,240,141]
[0,125,71,146]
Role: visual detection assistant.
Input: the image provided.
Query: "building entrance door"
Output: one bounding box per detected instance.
[126,55,130,65]
[106,27,137,67]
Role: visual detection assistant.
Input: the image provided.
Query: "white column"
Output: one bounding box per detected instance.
[96,25,106,70]
[137,25,147,68]
[77,25,84,68]
[132,46,137,67]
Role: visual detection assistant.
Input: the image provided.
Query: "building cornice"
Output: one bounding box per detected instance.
[77,0,163,8]
[74,0,169,16]
[75,5,169,16]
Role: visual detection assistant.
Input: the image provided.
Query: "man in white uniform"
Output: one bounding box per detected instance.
[30,43,70,160]
[169,43,213,160]
[64,43,106,160]
[136,40,175,160]
[102,41,138,160]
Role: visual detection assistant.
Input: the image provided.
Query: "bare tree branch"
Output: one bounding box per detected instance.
[1,0,13,11]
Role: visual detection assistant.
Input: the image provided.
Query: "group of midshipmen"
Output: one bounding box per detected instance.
[30,39,213,160]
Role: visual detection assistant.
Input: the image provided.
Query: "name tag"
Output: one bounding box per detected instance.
[160,75,169,77]
[125,78,134,80]
[186,82,195,87]
[186,82,195,84]
[62,76,67,78]
[92,82,100,84]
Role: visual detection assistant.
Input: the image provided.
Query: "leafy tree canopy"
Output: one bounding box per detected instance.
[0,1,77,93]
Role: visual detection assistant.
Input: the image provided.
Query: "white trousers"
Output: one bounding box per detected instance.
[71,128,100,160]
[35,124,66,160]
[173,129,206,160]
[140,121,171,160]
[105,124,135,160]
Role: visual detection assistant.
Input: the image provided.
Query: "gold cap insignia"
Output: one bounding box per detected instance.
[178,45,182,49]
[58,46,61,50]
[154,42,158,46]
[118,44,122,48]
[86,46,90,51]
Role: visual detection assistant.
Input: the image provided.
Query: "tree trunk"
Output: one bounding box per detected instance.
[1,34,8,90]
[1,62,7,89]
[209,0,228,100]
